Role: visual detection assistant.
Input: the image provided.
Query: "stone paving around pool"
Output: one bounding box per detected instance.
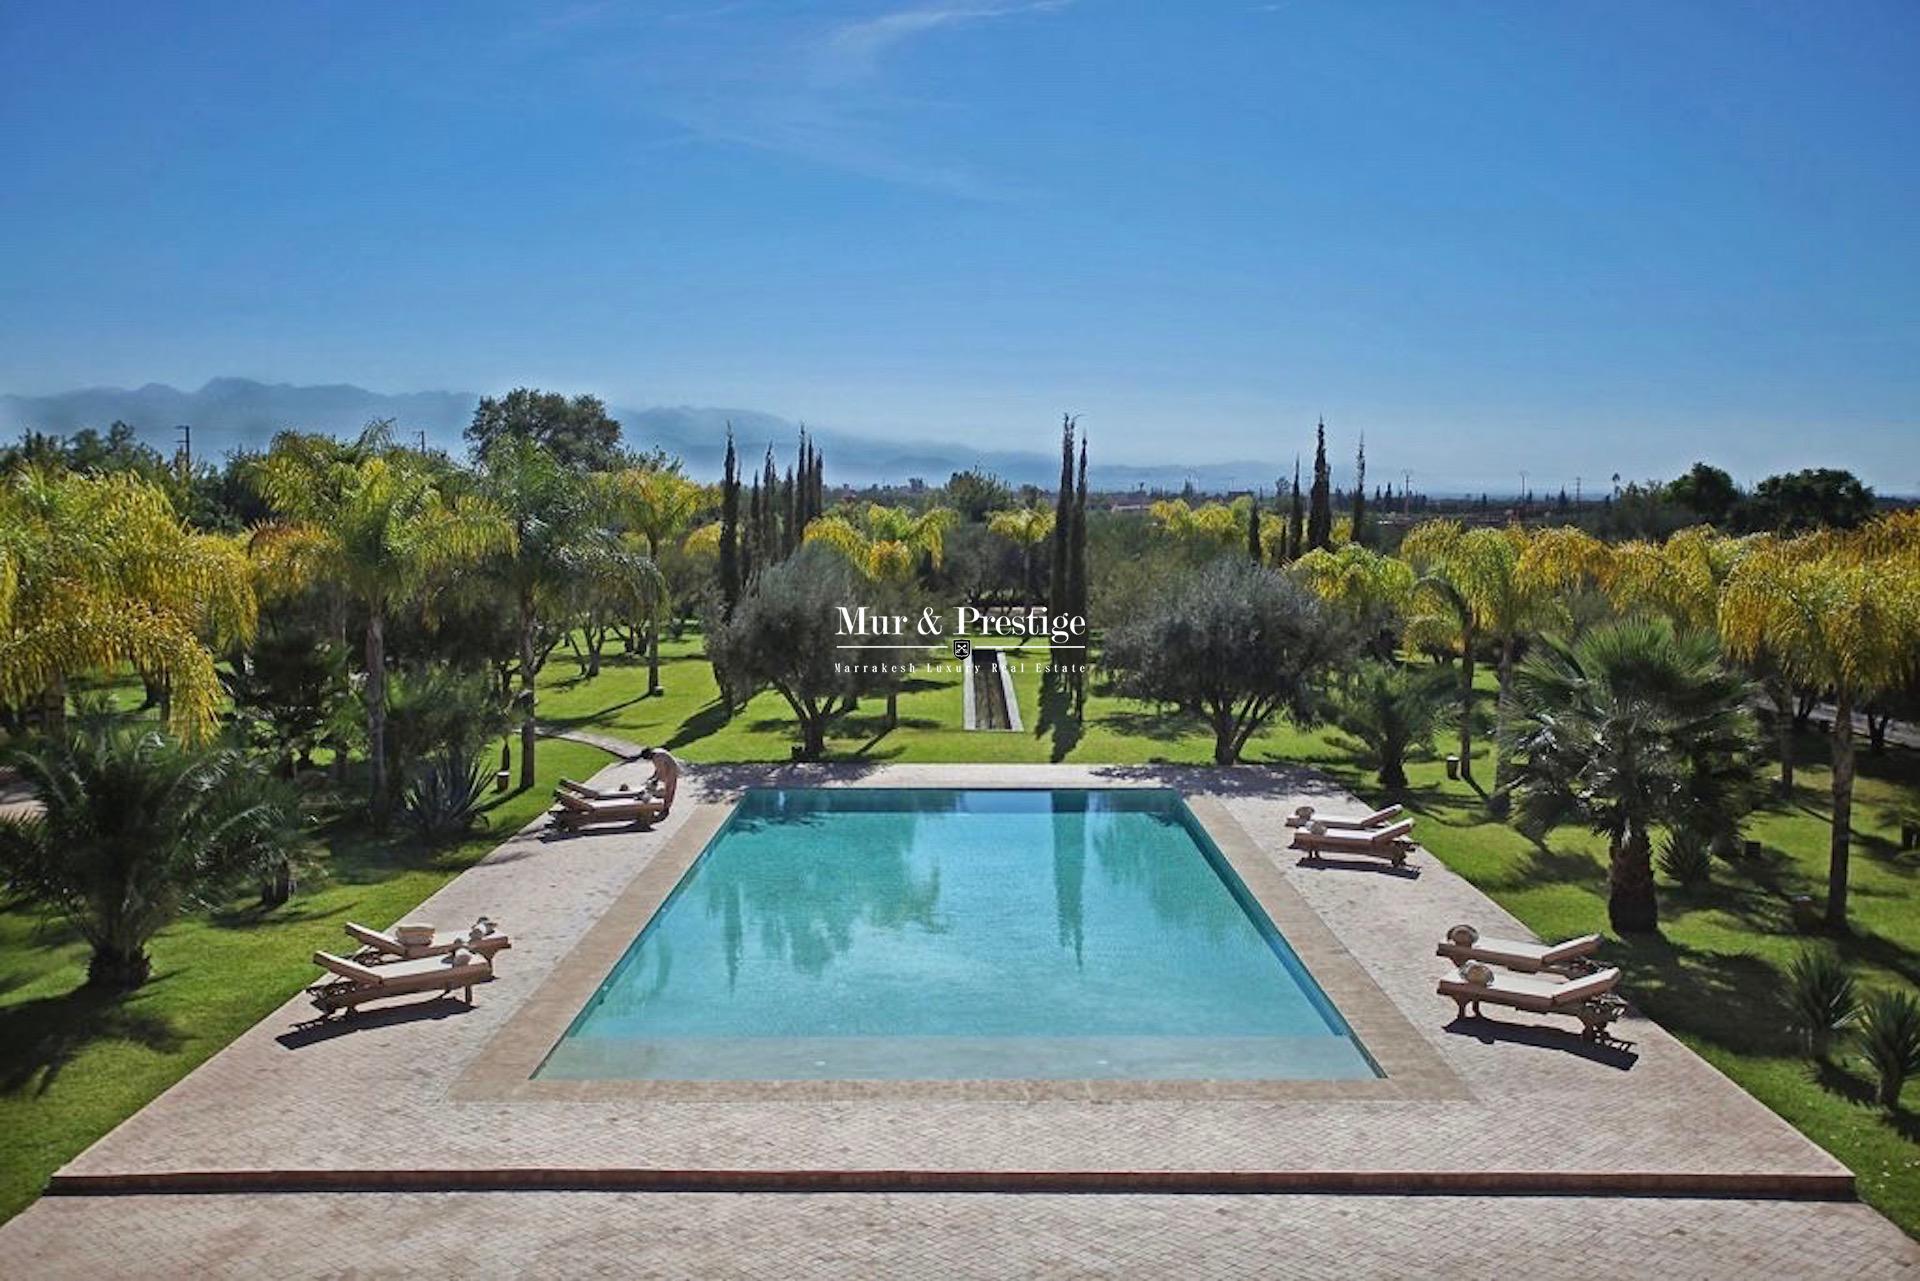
[4,761,1916,1275]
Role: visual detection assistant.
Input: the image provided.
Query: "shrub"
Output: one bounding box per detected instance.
[381,667,510,799]
[0,726,309,988]
[402,753,491,842]
[1330,661,1452,790]
[1857,989,1920,1109]
[1784,947,1857,1059]
[1658,828,1714,888]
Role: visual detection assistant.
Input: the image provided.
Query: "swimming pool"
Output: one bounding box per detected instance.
[537,788,1378,1081]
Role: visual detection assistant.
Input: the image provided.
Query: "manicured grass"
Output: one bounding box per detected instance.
[0,737,612,1224]
[5,634,1918,1237]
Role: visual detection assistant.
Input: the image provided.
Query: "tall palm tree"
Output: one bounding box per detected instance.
[482,438,658,787]
[1403,521,1609,793]
[987,506,1055,601]
[805,503,956,581]
[602,465,708,695]
[1720,516,1920,930]
[0,467,256,741]
[0,725,308,988]
[253,449,513,813]
[1503,619,1757,934]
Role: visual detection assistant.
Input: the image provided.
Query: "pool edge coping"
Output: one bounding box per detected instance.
[453,786,1469,1104]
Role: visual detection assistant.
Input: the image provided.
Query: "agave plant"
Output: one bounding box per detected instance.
[1857,989,1920,1109]
[1657,827,1715,889]
[402,753,491,843]
[1784,947,1858,1059]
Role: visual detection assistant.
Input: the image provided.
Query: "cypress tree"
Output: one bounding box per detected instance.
[1307,419,1332,551]
[760,448,779,563]
[1049,413,1075,617]
[781,465,797,557]
[1247,489,1262,562]
[1068,434,1090,704]
[744,475,760,584]
[719,427,741,616]
[1350,434,1368,548]
[1285,457,1304,561]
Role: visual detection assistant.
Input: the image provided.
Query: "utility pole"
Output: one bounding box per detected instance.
[1519,469,1529,510]
[417,430,428,453]
[1574,475,1583,506]
[1402,470,1413,515]
[175,424,191,481]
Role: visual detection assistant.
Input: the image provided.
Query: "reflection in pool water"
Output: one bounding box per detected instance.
[538,788,1378,1081]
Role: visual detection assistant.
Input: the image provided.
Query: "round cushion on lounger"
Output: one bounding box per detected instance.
[1447,924,1479,947]
[1309,820,1329,835]
[442,948,474,966]
[395,923,436,947]
[1292,805,1314,819]
[1460,961,1495,985]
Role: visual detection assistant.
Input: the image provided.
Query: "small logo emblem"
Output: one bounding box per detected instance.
[952,638,972,660]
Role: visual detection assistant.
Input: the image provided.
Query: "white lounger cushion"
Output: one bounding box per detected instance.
[1439,930,1602,964]
[1438,966,1621,1011]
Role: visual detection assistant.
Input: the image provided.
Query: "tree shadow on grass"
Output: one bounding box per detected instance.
[1808,1060,1920,1142]
[1096,709,1201,744]
[1606,932,1794,1058]
[0,986,184,1096]
[663,699,735,752]
[1033,673,1083,764]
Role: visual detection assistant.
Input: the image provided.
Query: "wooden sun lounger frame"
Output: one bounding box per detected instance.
[548,788,668,830]
[345,920,512,965]
[1285,803,1403,830]
[1289,817,1416,868]
[1435,930,1602,977]
[1437,966,1627,1042]
[305,951,495,1019]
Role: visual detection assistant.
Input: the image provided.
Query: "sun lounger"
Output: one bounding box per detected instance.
[1436,962,1627,1041]
[1285,803,1404,830]
[346,917,511,965]
[549,790,668,830]
[306,949,495,1018]
[556,777,650,802]
[1289,817,1416,867]
[1435,924,1601,976]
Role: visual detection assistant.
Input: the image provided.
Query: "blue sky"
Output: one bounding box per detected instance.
[1,1,1915,490]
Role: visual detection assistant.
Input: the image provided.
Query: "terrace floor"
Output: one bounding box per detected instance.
[3,761,1915,1276]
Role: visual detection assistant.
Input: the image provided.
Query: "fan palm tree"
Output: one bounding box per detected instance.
[1292,543,1415,660]
[602,465,707,695]
[0,467,256,741]
[252,448,513,813]
[1502,619,1757,934]
[0,725,309,988]
[1720,516,1920,930]
[1403,521,1610,793]
[987,506,1055,601]
[805,503,956,581]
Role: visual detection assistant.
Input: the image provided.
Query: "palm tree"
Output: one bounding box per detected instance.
[0,725,308,988]
[1330,661,1454,789]
[481,438,658,787]
[253,448,513,813]
[805,503,956,581]
[602,465,707,695]
[987,506,1055,601]
[0,467,256,741]
[1720,516,1920,931]
[1402,521,1609,794]
[1292,543,1415,660]
[1503,619,1757,934]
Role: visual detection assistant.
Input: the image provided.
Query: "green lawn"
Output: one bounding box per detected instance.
[4,634,1918,1237]
[0,736,612,1224]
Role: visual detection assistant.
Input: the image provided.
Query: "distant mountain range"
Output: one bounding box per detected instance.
[0,378,1278,491]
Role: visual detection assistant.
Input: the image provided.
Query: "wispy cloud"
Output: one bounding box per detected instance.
[629,1,1074,200]
[811,1,1071,85]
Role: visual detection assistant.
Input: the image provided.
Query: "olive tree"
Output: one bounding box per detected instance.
[1104,557,1348,766]
[706,544,888,759]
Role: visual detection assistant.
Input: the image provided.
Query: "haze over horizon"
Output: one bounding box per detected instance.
[2,3,1915,491]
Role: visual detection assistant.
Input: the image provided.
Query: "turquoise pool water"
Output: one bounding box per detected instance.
[537,788,1377,1081]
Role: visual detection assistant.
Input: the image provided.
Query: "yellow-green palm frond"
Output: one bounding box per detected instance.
[987,507,1054,547]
